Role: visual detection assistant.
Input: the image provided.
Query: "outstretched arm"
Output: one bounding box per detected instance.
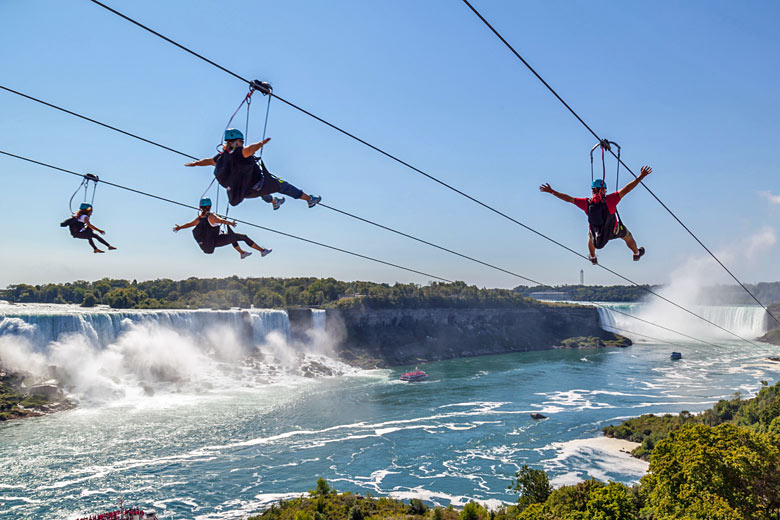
[539,183,576,204]
[184,157,216,167]
[242,138,271,158]
[173,216,201,232]
[209,214,237,227]
[617,166,652,199]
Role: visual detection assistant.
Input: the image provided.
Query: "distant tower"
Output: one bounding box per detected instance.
[580,269,584,285]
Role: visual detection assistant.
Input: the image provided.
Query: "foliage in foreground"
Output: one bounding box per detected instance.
[602,379,780,458]
[248,477,505,520]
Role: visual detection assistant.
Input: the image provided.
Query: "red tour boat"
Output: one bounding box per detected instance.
[400,368,429,382]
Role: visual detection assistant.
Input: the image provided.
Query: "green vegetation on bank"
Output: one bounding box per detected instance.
[603,379,780,459]
[252,427,780,520]
[0,278,542,310]
[253,381,780,519]
[252,421,780,520]
[0,371,48,421]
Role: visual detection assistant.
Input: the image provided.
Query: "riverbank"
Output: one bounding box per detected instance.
[0,364,73,421]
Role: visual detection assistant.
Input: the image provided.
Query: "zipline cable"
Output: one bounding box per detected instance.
[1,81,765,346]
[0,150,452,283]
[0,148,740,350]
[0,85,197,161]
[458,0,779,328]
[83,1,771,344]
[0,84,536,285]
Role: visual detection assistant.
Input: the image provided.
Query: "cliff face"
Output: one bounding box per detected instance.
[758,303,780,345]
[323,304,629,367]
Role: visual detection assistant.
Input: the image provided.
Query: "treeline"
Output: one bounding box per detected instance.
[0,278,539,310]
[5,277,777,310]
[603,378,780,459]
[515,284,654,302]
[516,281,780,305]
[253,383,780,519]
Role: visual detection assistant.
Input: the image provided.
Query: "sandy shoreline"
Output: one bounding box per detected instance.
[546,435,648,487]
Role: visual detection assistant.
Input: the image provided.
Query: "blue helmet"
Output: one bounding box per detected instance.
[79,202,93,211]
[591,179,607,190]
[224,128,244,141]
[199,197,212,208]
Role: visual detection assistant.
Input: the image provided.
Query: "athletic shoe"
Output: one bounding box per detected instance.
[307,195,322,208]
[240,251,253,259]
[633,247,645,261]
[272,197,286,210]
[108,246,117,251]
[261,248,272,257]
[589,255,598,265]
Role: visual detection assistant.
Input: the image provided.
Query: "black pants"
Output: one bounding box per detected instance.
[214,227,256,249]
[247,162,305,201]
[74,229,112,250]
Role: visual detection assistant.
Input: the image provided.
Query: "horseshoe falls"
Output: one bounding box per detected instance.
[1,302,779,520]
[596,302,770,342]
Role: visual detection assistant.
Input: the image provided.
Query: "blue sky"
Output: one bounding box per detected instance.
[1,0,778,289]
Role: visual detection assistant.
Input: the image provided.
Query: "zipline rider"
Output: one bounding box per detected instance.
[539,165,652,264]
[185,129,321,210]
[173,198,271,259]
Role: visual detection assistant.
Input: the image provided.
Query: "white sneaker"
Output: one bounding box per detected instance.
[261,248,272,257]
[240,251,253,259]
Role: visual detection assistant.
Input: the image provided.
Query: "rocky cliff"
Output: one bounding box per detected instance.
[317,303,629,367]
[758,303,780,345]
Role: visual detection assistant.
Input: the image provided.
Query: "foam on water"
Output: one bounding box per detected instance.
[3,303,780,519]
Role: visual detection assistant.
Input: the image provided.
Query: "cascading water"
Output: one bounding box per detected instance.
[0,303,351,404]
[596,302,770,342]
[312,309,327,330]
[0,303,291,351]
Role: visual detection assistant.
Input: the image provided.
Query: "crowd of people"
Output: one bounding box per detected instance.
[76,509,147,520]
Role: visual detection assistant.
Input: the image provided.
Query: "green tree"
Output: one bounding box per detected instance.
[460,502,484,520]
[510,465,552,510]
[313,477,331,496]
[347,505,364,520]
[641,423,780,519]
[408,498,428,515]
[585,482,636,520]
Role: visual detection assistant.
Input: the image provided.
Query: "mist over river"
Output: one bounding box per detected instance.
[0,302,778,519]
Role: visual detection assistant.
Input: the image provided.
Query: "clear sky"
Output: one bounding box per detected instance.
[1,0,778,290]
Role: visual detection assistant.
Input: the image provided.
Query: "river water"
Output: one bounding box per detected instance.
[0,302,777,519]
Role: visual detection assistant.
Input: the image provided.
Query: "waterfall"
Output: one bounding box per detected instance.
[312,309,327,331]
[0,303,291,352]
[0,303,355,403]
[597,303,770,342]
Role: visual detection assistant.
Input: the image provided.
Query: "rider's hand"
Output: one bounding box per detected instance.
[261,138,271,146]
[640,166,652,178]
[98,230,105,235]
[173,225,180,233]
[184,162,196,167]
[539,183,554,194]
[230,220,238,227]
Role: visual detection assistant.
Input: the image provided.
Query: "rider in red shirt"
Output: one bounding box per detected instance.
[539,166,652,264]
